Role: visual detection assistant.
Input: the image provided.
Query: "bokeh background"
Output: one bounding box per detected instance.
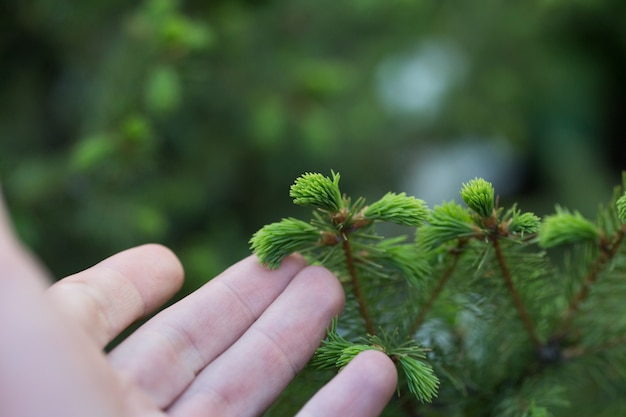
[1,0,625,298]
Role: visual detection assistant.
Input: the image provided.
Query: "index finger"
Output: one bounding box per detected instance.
[46,244,184,348]
[296,350,398,417]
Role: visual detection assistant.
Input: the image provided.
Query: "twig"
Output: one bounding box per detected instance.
[562,333,626,360]
[410,242,465,335]
[555,224,626,340]
[342,234,376,335]
[493,236,542,349]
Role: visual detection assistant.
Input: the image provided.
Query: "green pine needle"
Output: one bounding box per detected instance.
[310,329,353,370]
[289,171,343,212]
[397,355,440,403]
[461,177,495,218]
[366,334,439,403]
[418,201,480,248]
[312,319,439,403]
[363,192,429,226]
[538,206,600,248]
[362,238,431,288]
[311,318,376,370]
[509,211,541,236]
[337,344,378,368]
[250,218,321,268]
[616,193,626,223]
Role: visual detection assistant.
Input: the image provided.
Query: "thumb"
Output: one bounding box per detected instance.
[0,183,51,289]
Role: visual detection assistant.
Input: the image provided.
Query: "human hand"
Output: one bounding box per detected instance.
[0,192,397,417]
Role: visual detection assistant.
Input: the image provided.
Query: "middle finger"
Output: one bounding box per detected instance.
[167,263,344,416]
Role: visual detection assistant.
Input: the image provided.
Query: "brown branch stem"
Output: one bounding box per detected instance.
[563,333,626,360]
[410,243,464,335]
[341,234,376,335]
[556,224,626,340]
[492,236,542,349]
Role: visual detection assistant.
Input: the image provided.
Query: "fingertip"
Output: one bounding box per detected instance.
[135,243,185,291]
[337,349,399,413]
[94,243,185,314]
[349,349,398,396]
[296,348,398,417]
[44,243,186,348]
[136,244,185,311]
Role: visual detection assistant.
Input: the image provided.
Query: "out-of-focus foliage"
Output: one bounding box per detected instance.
[1,0,624,299]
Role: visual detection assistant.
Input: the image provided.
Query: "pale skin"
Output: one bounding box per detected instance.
[0,188,397,417]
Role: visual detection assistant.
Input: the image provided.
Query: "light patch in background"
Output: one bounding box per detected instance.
[376,39,466,117]
[403,139,525,206]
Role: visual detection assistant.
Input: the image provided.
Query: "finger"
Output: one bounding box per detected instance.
[166,264,345,417]
[296,349,398,417]
[46,244,184,348]
[108,254,311,408]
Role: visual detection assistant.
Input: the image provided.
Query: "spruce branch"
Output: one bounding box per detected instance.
[493,235,543,349]
[428,178,543,348]
[342,234,377,335]
[410,241,465,335]
[252,171,433,336]
[250,171,626,416]
[554,223,626,339]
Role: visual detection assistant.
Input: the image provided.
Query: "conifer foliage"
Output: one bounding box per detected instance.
[250,171,626,417]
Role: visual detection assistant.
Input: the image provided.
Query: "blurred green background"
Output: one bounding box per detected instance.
[1,0,624,296]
